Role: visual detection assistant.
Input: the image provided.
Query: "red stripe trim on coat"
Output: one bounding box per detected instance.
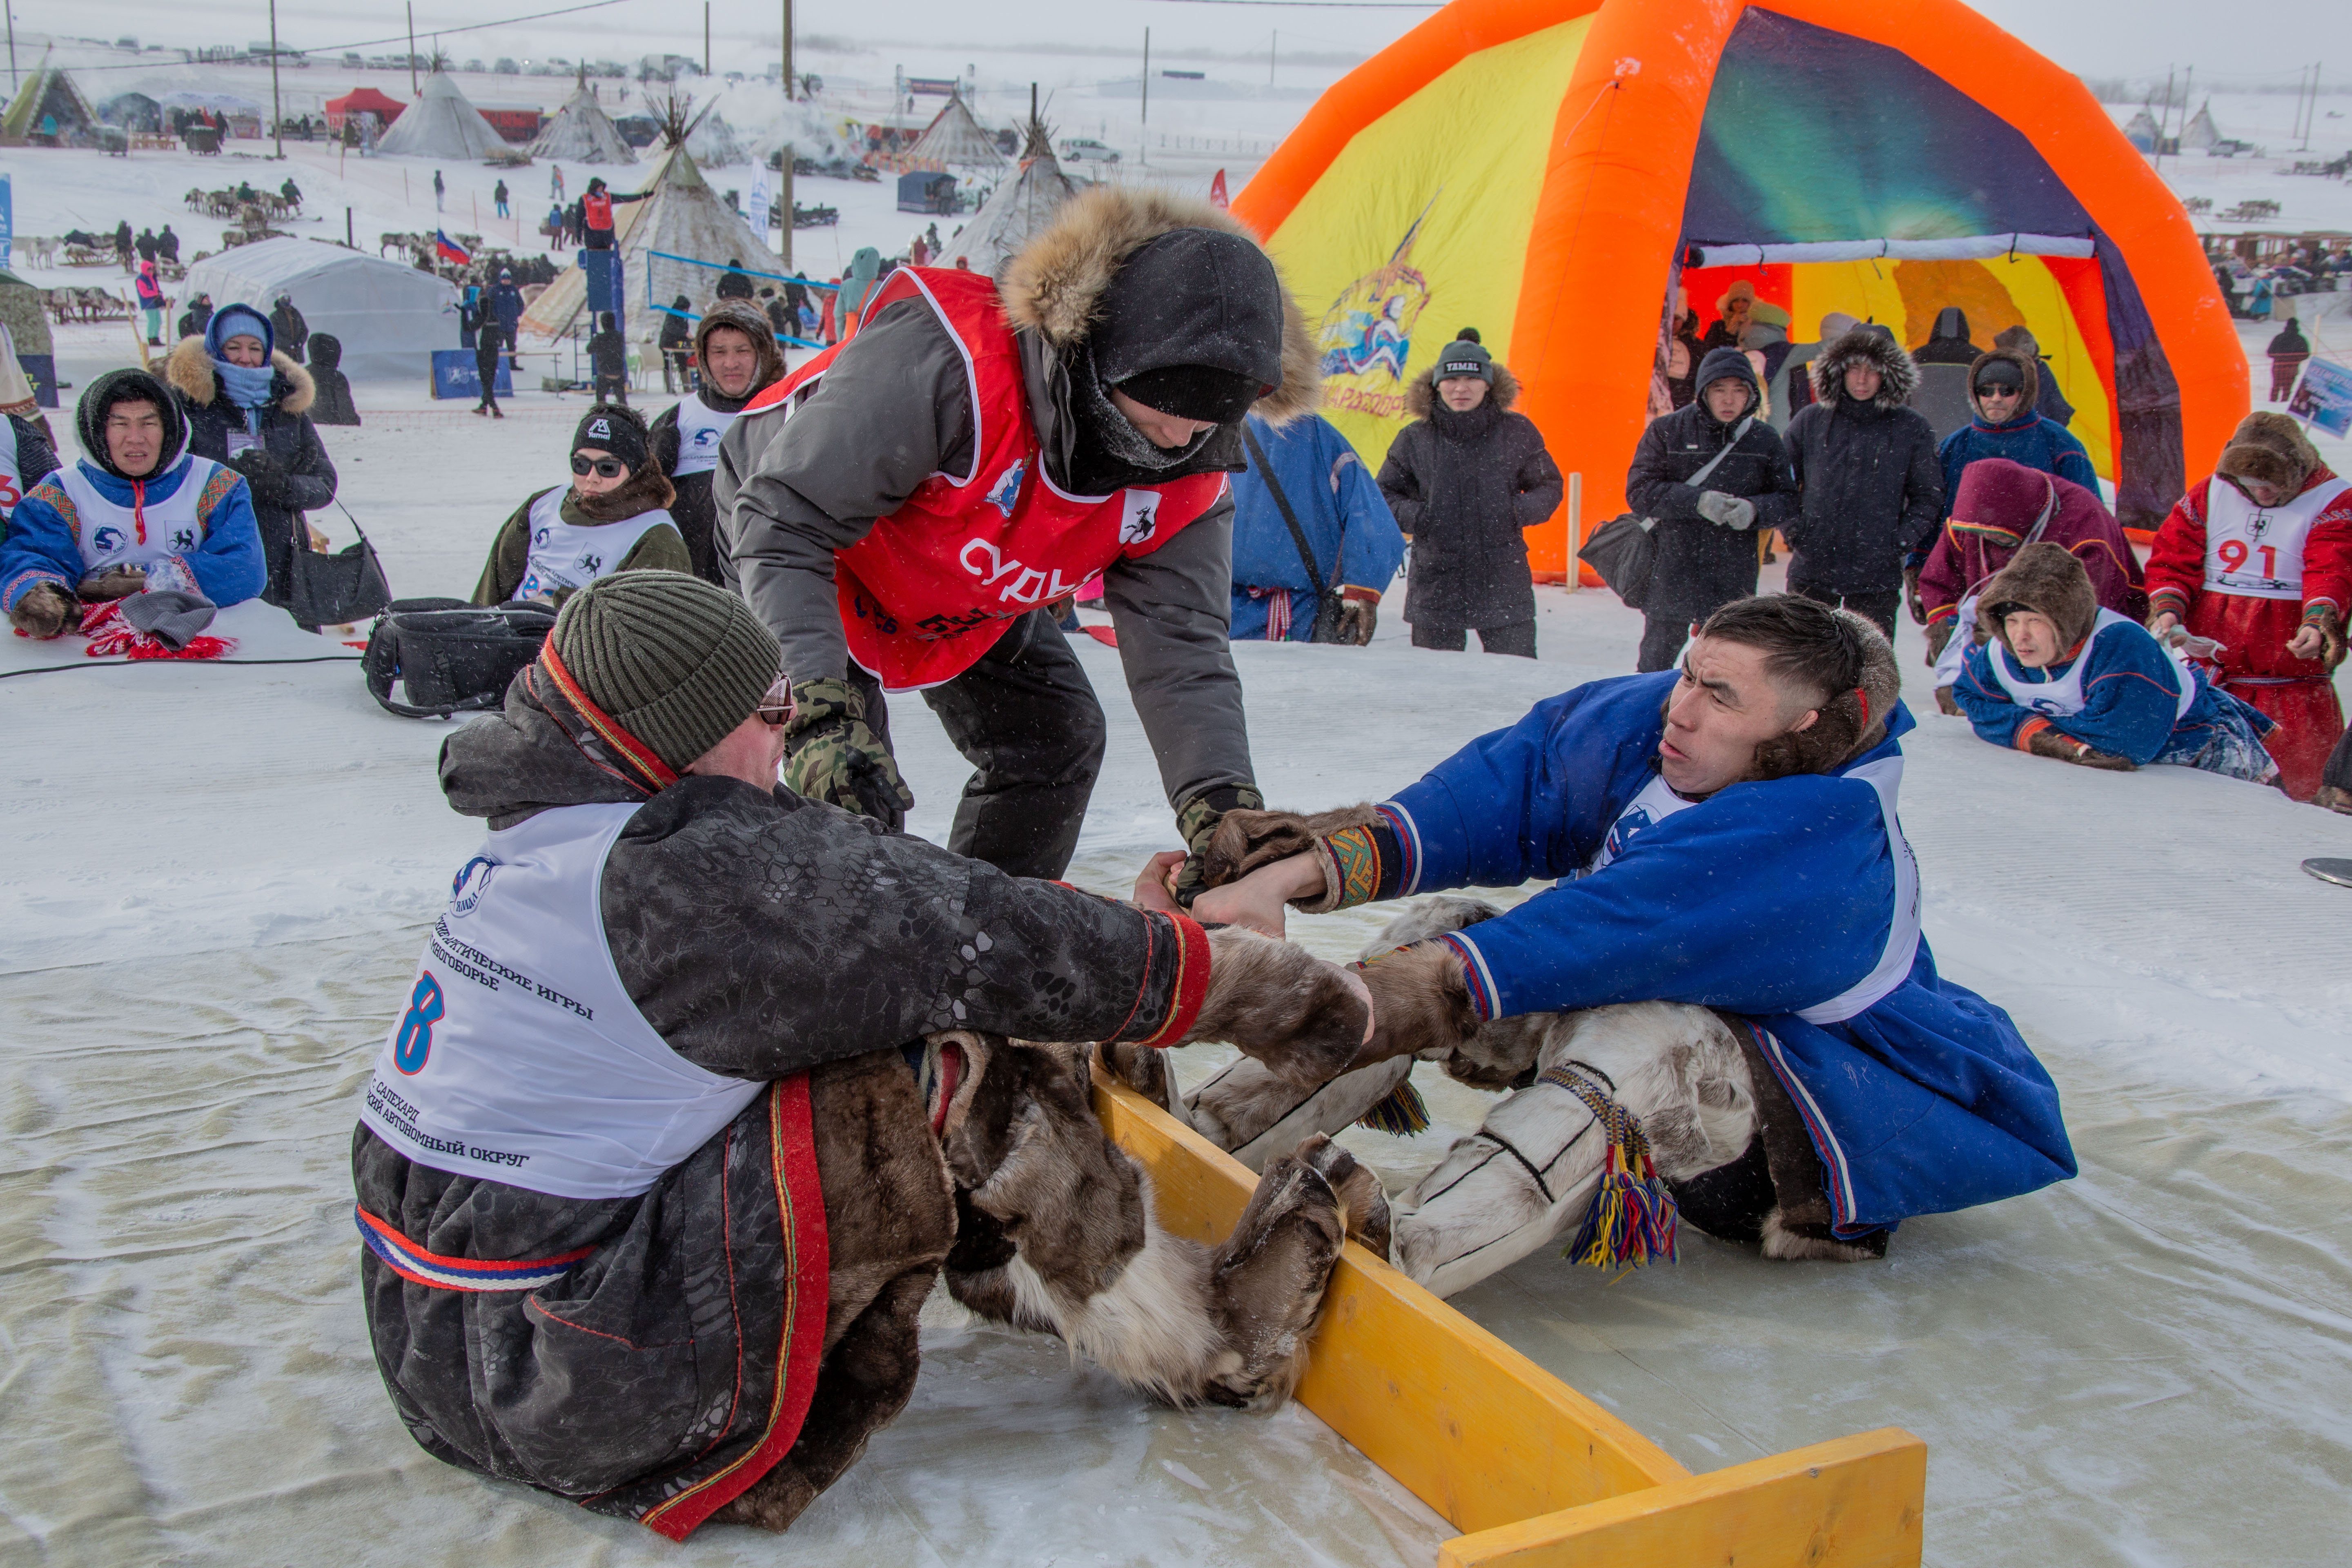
[1137,911,1212,1047]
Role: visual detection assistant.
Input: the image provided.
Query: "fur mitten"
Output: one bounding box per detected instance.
[1934,684,1962,717]
[2305,605,2346,671]
[1337,587,1379,646]
[7,581,76,638]
[1354,941,1480,1066]
[1199,802,1383,888]
[1923,617,1955,666]
[78,565,148,601]
[1175,926,1373,1088]
[1903,567,1926,626]
[2026,726,2136,770]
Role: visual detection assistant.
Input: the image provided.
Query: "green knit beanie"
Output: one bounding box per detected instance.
[549,573,780,772]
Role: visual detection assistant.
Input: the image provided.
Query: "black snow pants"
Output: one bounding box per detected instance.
[1411,621,1537,658]
[846,609,1107,880]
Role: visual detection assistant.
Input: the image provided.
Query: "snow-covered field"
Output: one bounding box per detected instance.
[7,36,2352,1568]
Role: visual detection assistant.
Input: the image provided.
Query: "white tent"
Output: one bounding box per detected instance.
[519,143,773,343]
[942,120,1079,277]
[529,76,635,164]
[2181,100,2221,152]
[686,107,746,167]
[902,91,1007,172]
[376,69,506,160]
[184,237,457,381]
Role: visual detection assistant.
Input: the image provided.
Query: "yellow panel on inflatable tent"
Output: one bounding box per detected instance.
[1234,0,2244,576]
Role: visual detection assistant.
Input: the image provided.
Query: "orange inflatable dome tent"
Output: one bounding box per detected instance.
[1234,0,2243,577]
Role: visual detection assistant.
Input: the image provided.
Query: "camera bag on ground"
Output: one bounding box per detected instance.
[362,598,557,719]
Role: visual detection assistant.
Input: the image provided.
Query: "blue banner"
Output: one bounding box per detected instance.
[0,175,13,273]
[431,349,513,400]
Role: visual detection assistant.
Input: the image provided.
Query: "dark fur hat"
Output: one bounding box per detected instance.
[1976,541,2099,655]
[2215,410,2320,499]
[1965,345,2041,419]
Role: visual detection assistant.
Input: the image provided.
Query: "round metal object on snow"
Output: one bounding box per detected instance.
[2301,858,2352,889]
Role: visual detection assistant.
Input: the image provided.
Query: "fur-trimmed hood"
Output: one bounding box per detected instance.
[1404,361,1522,418]
[2216,410,2324,499]
[566,461,677,523]
[164,335,316,416]
[692,300,786,408]
[998,185,1319,426]
[1964,346,2040,424]
[1809,327,1918,411]
[1975,540,2098,655]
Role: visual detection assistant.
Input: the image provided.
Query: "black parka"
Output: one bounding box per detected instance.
[1376,364,1562,631]
[1623,346,1798,622]
[164,336,338,612]
[1782,330,1945,595]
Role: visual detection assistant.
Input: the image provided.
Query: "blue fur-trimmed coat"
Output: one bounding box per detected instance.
[1360,671,2076,1236]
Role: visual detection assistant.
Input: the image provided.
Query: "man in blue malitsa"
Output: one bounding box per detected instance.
[1184,593,2076,1297]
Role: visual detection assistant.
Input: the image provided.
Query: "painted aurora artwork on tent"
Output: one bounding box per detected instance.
[1236,0,2241,572]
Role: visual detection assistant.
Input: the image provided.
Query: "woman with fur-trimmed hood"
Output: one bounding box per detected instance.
[717,185,1321,893]
[166,303,339,615]
[472,404,692,607]
[648,300,786,584]
[2144,411,2352,802]
[1376,329,1562,657]
[1782,327,1942,637]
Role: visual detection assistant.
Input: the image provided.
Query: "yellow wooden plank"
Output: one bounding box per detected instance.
[1435,1429,1927,1568]
[1093,1069,1691,1536]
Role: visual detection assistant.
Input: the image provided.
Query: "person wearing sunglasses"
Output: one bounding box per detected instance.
[471,404,692,608]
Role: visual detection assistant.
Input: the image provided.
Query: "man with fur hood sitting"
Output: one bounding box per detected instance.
[1178,596,2076,1298]
[472,405,690,607]
[356,571,1386,1539]
[1951,541,2279,784]
[717,187,1321,893]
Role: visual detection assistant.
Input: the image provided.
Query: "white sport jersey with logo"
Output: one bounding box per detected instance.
[2203,474,2350,600]
[57,454,223,586]
[358,801,764,1201]
[668,392,734,478]
[1988,609,2198,722]
[518,488,677,601]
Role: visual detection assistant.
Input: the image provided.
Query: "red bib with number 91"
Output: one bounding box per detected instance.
[740,266,1227,691]
[2203,474,2350,600]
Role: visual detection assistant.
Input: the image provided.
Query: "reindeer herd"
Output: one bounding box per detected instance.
[185,186,302,221]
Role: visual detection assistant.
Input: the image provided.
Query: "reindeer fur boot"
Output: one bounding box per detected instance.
[936,1032,1357,1408]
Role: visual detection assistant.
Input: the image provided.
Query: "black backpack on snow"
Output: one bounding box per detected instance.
[362,598,556,719]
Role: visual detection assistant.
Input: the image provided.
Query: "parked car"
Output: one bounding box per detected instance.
[1060,138,1121,164]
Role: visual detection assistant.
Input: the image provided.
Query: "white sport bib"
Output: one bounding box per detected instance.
[0,417,21,514]
[668,392,734,478]
[2203,475,2348,600]
[1581,759,1921,1025]
[359,802,764,1201]
[517,488,677,601]
[58,455,222,579]
[1989,610,2198,722]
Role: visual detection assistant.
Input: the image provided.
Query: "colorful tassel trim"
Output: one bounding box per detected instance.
[1355,1077,1430,1136]
[1541,1066,1679,1269]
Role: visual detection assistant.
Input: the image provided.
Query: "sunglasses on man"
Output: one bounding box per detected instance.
[570,454,628,478]
[754,675,795,728]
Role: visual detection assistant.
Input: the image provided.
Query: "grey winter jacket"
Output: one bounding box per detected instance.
[1376,365,1561,630]
[355,663,1211,1530]
[1623,346,1799,621]
[1782,331,1944,595]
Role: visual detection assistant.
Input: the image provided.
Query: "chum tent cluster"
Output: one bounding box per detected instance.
[1236,0,2243,577]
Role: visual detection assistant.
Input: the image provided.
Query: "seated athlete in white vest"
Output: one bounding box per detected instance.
[1953,541,2281,784]
[1,368,263,638]
[646,299,785,585]
[1181,596,2077,1298]
[470,403,691,608]
[354,570,1384,1540]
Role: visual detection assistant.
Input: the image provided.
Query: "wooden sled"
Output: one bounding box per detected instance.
[1094,1068,1926,1568]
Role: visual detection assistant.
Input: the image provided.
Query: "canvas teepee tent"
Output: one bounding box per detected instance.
[0,54,100,147]
[376,67,506,160]
[686,106,746,167]
[2181,100,2221,152]
[942,116,1079,276]
[520,101,774,344]
[529,71,636,164]
[902,91,1008,173]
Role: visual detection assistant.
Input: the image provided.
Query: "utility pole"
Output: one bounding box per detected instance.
[1140,27,1149,165]
[6,4,17,94]
[704,3,711,79]
[1270,31,1276,87]
[407,2,418,95]
[2154,67,2174,170]
[269,0,283,158]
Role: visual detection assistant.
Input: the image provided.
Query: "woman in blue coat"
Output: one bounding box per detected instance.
[1229,410,1405,643]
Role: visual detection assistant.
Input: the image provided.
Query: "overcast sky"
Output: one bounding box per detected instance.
[24,0,2341,87]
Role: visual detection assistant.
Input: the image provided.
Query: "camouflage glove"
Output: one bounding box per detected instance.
[2026,726,2136,771]
[7,582,77,639]
[782,677,914,826]
[78,565,147,601]
[1337,588,1379,646]
[1903,567,1926,626]
[1171,784,1266,907]
[1922,617,1955,667]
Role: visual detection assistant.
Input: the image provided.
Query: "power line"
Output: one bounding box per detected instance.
[40,0,642,74]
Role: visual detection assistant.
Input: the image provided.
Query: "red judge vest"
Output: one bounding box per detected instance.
[742,266,1227,689]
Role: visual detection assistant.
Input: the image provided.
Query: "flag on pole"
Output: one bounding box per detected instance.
[435,229,472,265]
[1209,169,1229,209]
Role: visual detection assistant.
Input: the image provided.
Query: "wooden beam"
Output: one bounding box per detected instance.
[1434,1429,1928,1568]
[1092,1070,1690,1535]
